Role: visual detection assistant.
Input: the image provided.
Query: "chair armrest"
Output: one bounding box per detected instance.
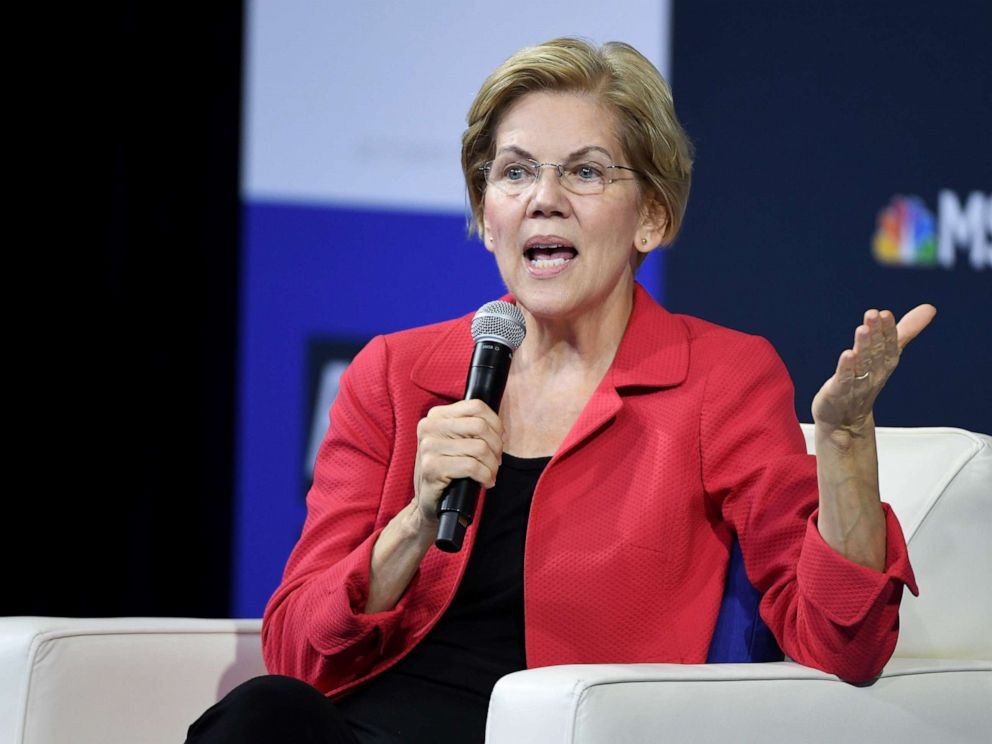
[0,616,266,744]
[486,659,992,744]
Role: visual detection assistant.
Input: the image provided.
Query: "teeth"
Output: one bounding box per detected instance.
[530,257,570,268]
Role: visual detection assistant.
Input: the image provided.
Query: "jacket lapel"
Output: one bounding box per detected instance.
[409,311,477,400]
[555,284,690,460]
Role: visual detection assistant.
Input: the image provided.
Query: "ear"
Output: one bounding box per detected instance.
[635,197,669,254]
[479,207,495,252]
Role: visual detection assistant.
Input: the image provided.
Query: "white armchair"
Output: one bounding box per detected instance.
[3,426,990,744]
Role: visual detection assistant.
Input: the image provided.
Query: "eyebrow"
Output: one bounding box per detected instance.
[495,145,616,162]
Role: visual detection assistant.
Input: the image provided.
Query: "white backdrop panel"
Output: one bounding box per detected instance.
[244,0,670,211]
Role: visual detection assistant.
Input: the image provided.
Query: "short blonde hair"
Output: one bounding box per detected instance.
[462,37,694,244]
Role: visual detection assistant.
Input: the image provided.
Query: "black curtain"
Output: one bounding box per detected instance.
[12,3,242,618]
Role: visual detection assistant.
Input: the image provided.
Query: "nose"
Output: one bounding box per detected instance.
[528,164,570,219]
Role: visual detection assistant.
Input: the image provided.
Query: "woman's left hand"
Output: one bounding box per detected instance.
[812,304,937,438]
[811,303,935,570]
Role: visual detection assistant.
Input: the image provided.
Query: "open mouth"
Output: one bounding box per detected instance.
[524,242,578,269]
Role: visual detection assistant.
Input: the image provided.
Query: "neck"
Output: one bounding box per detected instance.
[514,279,636,379]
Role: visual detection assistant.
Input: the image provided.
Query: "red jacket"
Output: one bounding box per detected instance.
[262,284,917,694]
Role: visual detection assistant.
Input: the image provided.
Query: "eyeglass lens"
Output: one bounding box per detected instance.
[485,157,618,195]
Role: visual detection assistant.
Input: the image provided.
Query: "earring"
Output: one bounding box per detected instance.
[641,238,647,245]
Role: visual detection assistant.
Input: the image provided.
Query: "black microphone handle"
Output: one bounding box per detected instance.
[435,341,513,552]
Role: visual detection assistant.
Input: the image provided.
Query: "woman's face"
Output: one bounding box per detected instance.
[482,91,663,324]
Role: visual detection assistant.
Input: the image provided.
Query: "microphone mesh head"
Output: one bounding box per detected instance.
[471,301,526,350]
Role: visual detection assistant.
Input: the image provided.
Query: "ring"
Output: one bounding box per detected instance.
[855,371,870,380]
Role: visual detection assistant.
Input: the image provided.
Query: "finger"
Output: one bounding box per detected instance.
[851,323,872,389]
[421,410,500,441]
[424,399,503,439]
[420,445,500,489]
[878,309,899,371]
[420,412,503,457]
[864,309,885,373]
[427,399,503,435]
[420,429,501,469]
[442,438,501,486]
[895,304,936,352]
[834,348,857,385]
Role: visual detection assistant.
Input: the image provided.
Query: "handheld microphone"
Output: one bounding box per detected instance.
[435,300,526,552]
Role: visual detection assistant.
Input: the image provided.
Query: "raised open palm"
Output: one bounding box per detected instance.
[812,304,937,433]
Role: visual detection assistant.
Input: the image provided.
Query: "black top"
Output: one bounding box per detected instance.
[337,453,550,744]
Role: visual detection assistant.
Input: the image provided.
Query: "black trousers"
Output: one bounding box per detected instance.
[185,675,360,744]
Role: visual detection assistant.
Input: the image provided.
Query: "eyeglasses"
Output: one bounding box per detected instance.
[481,156,640,196]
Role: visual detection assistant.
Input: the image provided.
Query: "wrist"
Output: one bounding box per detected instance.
[815,413,876,453]
[402,501,438,546]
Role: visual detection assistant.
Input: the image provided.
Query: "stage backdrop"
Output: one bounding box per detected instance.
[236,0,672,617]
[667,1,989,441]
[237,0,988,620]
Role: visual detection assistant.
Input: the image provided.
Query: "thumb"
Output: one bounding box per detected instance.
[896,304,937,352]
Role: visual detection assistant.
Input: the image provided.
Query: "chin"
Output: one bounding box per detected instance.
[514,284,585,322]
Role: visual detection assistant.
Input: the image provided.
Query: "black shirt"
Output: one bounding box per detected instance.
[337,454,550,743]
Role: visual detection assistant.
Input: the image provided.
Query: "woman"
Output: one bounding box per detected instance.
[189,37,933,743]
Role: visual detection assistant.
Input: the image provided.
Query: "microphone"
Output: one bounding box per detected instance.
[435,300,526,552]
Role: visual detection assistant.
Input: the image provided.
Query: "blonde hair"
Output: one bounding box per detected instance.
[462,37,694,244]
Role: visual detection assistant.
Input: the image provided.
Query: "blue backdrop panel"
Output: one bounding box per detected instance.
[234,199,665,616]
[668,0,990,434]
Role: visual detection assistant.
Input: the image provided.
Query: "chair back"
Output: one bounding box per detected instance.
[709,426,991,662]
[799,425,992,660]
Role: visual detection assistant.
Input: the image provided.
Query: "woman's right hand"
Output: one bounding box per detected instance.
[366,399,504,613]
[411,398,504,531]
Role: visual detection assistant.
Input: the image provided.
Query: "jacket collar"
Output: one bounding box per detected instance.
[609,282,690,390]
[410,282,689,399]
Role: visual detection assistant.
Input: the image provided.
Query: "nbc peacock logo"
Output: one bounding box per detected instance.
[872,190,990,270]
[872,196,937,267]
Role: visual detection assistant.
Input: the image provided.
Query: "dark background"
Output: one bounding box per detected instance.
[668,1,991,432]
[14,3,243,618]
[12,0,988,619]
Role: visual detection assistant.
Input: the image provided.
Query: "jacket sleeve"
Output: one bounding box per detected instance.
[700,335,918,683]
[261,334,416,693]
